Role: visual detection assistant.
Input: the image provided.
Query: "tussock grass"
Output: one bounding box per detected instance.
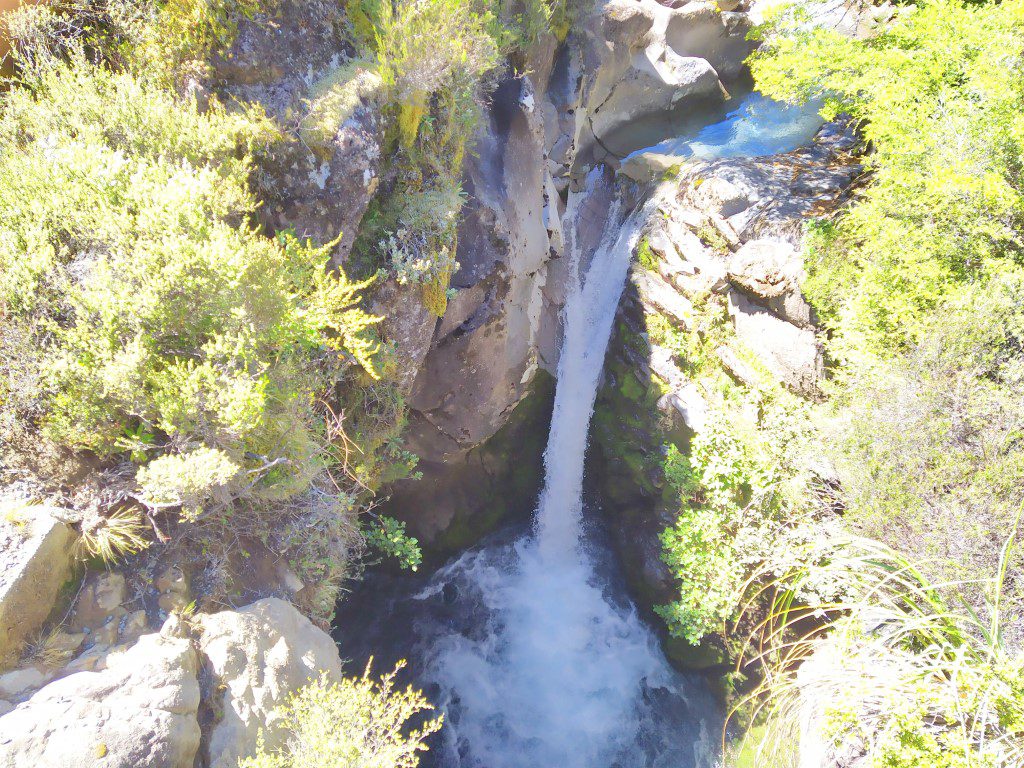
[730,517,1024,768]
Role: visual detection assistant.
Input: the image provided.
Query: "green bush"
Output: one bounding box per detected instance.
[750,0,1024,631]
[0,59,382,519]
[751,0,1024,361]
[736,534,1024,768]
[239,663,442,768]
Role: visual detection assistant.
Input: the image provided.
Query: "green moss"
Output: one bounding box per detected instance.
[636,237,659,271]
[663,634,727,670]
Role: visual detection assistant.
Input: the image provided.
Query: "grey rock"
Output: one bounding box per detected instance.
[197,598,343,768]
[727,239,801,299]
[728,290,823,395]
[0,502,76,667]
[0,627,201,768]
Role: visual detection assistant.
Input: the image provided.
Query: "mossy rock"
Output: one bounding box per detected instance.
[663,634,727,671]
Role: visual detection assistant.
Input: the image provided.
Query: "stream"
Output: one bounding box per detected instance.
[334,93,823,768]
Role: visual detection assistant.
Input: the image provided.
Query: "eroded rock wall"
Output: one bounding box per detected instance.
[387,0,767,548]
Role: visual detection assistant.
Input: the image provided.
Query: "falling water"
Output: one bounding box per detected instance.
[410,171,720,768]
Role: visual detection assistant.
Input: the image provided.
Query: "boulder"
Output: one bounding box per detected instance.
[634,268,694,328]
[691,176,751,218]
[0,626,201,768]
[216,2,383,264]
[663,3,753,81]
[586,47,723,159]
[728,290,823,395]
[727,239,801,299]
[0,502,76,667]
[197,598,343,768]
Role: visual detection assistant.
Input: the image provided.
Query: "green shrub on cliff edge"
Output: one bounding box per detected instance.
[749,0,1024,630]
[708,1,1024,764]
[0,59,381,505]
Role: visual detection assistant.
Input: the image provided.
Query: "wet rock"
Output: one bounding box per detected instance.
[0,501,76,667]
[0,624,201,768]
[384,373,555,554]
[197,598,343,768]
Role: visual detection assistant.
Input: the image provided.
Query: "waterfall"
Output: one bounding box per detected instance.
[415,172,719,768]
[535,171,630,560]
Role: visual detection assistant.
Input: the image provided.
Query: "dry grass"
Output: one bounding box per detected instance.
[75,506,150,564]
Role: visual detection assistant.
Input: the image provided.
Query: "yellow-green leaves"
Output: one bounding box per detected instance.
[0,61,382,519]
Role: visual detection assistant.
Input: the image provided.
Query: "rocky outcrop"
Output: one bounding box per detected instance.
[592,119,861,653]
[575,0,753,165]
[197,598,343,768]
[0,501,76,667]
[386,0,765,549]
[0,623,201,768]
[215,0,382,260]
[0,591,344,768]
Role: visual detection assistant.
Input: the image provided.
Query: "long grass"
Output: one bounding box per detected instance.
[729,513,1024,767]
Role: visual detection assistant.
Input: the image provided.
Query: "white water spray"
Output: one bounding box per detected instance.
[421,172,718,768]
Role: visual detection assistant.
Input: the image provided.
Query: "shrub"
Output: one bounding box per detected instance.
[76,506,150,564]
[344,0,502,316]
[735,532,1024,768]
[751,0,1024,638]
[238,663,442,768]
[0,60,382,521]
[751,0,1024,360]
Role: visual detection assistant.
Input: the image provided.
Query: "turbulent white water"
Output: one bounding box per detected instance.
[417,172,719,768]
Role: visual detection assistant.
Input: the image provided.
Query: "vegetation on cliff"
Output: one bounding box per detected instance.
[0,0,569,624]
[642,1,1024,765]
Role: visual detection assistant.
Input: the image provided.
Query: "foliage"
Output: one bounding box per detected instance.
[636,238,659,272]
[656,399,821,644]
[750,0,1024,639]
[647,288,829,646]
[751,0,1024,360]
[2,0,264,86]
[345,0,504,315]
[0,61,381,523]
[136,448,242,521]
[238,663,442,768]
[365,516,423,571]
[734,531,1024,768]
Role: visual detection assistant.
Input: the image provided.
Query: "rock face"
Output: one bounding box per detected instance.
[197,598,343,768]
[0,588,345,768]
[216,0,383,260]
[0,502,76,666]
[576,0,753,164]
[385,0,763,548]
[0,626,201,768]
